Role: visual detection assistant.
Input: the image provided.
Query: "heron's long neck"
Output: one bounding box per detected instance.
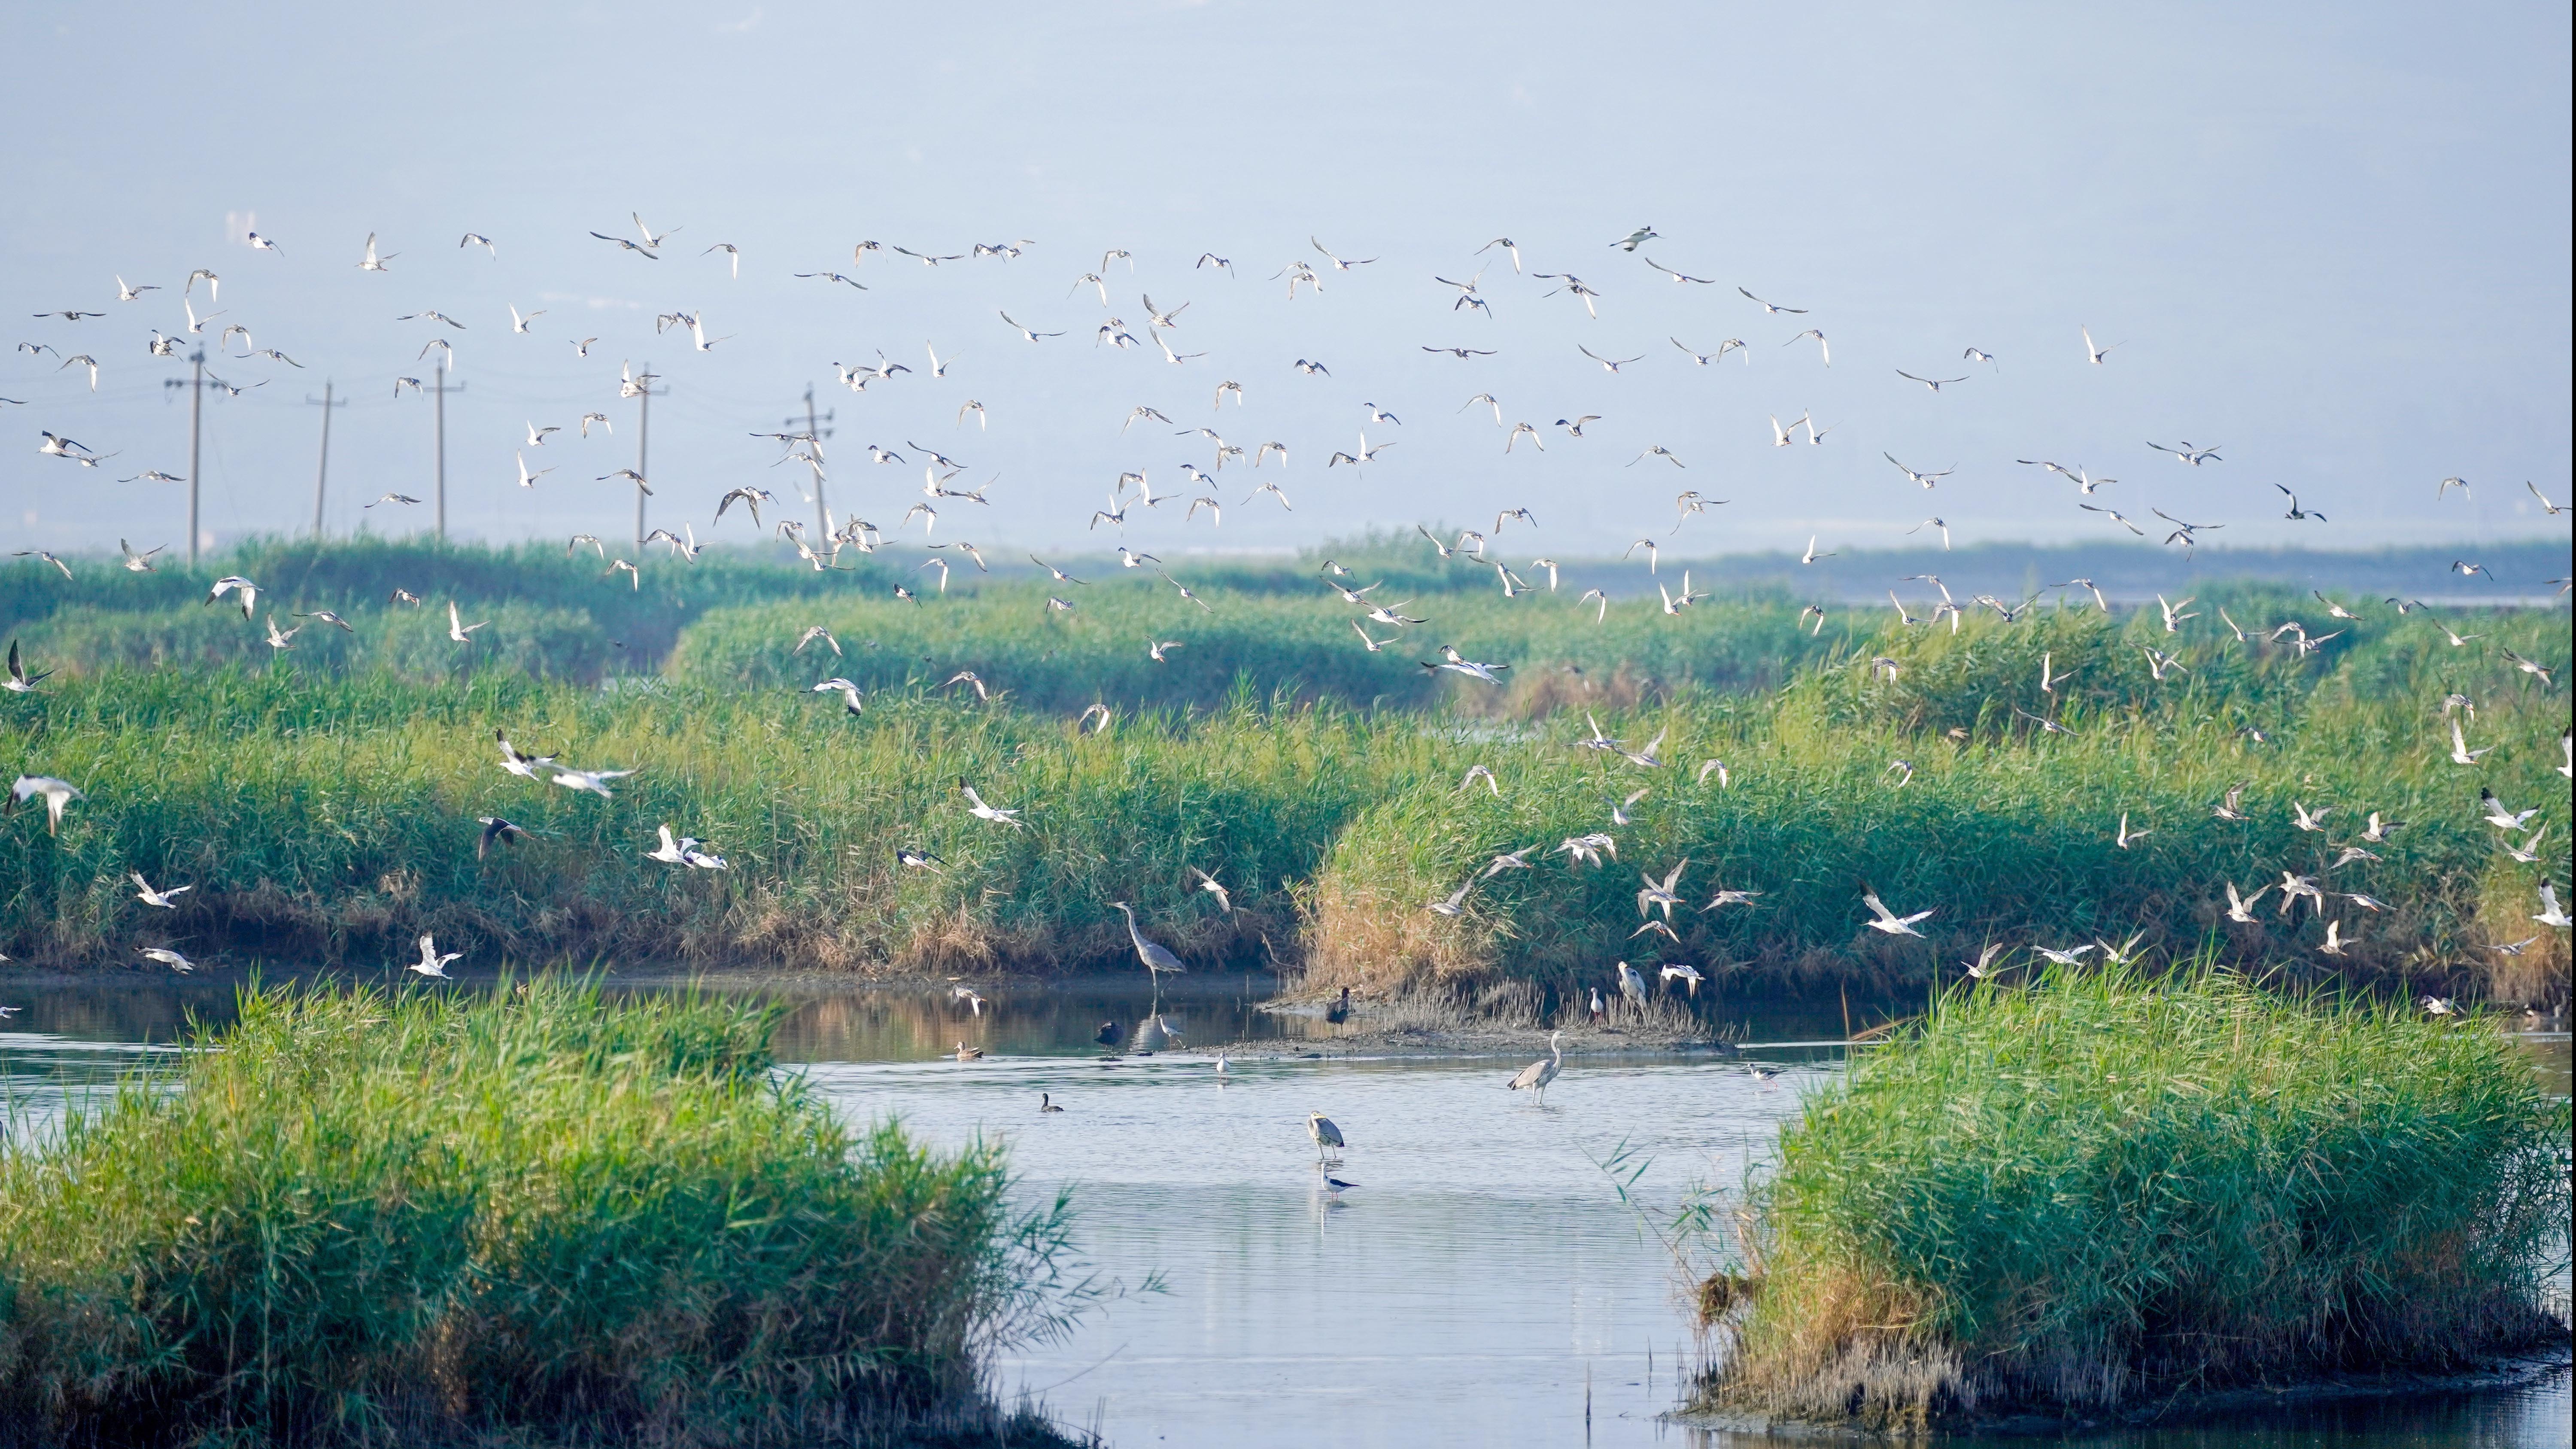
[1122,911,1148,951]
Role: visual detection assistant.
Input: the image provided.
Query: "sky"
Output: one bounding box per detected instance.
[3,0,2569,562]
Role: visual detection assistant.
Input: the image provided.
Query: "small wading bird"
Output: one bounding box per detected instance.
[1507,1030,1564,1103]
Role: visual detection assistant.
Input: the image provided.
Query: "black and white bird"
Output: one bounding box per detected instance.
[3,640,51,694]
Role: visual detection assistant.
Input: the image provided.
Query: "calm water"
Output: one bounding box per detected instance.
[0,974,2566,1448]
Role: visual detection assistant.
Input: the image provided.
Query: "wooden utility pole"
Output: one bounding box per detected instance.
[430,370,465,542]
[306,381,347,538]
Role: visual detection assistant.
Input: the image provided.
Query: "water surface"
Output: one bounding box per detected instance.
[1,974,2564,1448]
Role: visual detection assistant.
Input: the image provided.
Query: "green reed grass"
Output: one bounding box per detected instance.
[1693,967,2571,1430]
[0,978,1088,1447]
[3,537,884,682]
[1302,605,2569,994]
[664,575,1847,714]
[0,668,1424,970]
[0,595,2563,994]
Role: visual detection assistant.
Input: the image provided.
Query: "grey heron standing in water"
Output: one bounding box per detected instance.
[1110,900,1185,1012]
[1508,1030,1564,1103]
[1308,1111,1346,1162]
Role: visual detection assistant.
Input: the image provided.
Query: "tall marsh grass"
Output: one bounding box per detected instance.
[1303,605,2570,996]
[1,589,2563,998]
[0,978,1087,1447]
[1692,969,2571,1430]
[3,537,882,681]
[666,576,1847,714]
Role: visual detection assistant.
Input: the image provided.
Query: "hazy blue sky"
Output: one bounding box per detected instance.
[4,0,2568,559]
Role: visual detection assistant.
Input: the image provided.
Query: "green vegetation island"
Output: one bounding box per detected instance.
[0,980,1093,1446]
[1688,970,2570,1434]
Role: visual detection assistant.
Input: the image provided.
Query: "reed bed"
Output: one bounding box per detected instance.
[0,978,1088,1447]
[1302,604,2570,996]
[664,575,1846,715]
[1691,968,2572,1431]
[0,595,2563,999]
[0,669,1416,972]
[3,537,883,681]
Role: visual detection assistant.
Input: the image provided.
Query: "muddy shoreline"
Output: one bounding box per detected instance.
[1676,1347,2573,1440]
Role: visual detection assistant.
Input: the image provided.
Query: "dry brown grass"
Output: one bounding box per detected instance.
[2472,871,2570,1006]
[1698,1263,1977,1431]
[1300,878,1505,992]
[1461,662,1662,720]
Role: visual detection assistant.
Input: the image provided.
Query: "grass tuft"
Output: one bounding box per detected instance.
[1692,966,2572,1430]
[0,977,1091,1447]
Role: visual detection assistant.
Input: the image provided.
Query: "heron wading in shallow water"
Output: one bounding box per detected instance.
[1110,899,1185,1013]
[1308,1110,1345,1162]
[1507,1030,1564,1103]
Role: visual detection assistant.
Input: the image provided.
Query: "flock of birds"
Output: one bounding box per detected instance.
[5,218,2570,1148]
[22,214,2573,608]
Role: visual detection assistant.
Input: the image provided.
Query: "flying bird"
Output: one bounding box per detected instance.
[1861,890,1932,937]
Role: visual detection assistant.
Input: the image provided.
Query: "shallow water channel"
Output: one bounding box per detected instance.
[0,974,2566,1448]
